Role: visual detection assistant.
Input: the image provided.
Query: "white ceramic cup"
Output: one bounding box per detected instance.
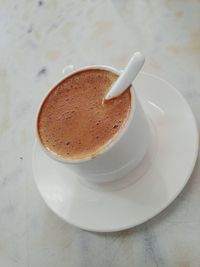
[36,65,150,183]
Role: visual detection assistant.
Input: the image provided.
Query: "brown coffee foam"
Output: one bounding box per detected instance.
[37,69,131,160]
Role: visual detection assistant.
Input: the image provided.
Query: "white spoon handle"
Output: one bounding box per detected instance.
[105,52,145,100]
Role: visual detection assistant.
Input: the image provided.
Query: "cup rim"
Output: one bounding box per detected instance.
[36,65,136,164]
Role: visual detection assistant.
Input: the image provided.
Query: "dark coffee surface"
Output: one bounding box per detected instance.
[37,69,131,160]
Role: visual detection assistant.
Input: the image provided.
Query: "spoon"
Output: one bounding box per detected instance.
[105,52,145,100]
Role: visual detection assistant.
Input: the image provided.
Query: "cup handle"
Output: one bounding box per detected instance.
[62,65,75,76]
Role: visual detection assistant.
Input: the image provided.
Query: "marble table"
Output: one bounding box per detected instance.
[0,0,200,266]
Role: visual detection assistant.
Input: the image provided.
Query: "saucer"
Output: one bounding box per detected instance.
[32,72,198,232]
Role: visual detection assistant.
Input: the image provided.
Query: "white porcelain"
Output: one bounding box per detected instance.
[105,52,145,100]
[33,72,198,232]
[62,64,74,75]
[36,65,150,183]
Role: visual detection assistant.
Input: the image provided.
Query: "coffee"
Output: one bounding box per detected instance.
[37,69,131,160]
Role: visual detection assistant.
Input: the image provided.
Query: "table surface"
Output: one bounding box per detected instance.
[0,0,200,266]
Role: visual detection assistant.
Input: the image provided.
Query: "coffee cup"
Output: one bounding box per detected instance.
[36,65,150,183]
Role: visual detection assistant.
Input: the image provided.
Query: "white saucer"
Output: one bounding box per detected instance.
[32,72,198,232]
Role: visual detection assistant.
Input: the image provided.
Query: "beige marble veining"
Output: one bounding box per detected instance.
[0,0,200,266]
